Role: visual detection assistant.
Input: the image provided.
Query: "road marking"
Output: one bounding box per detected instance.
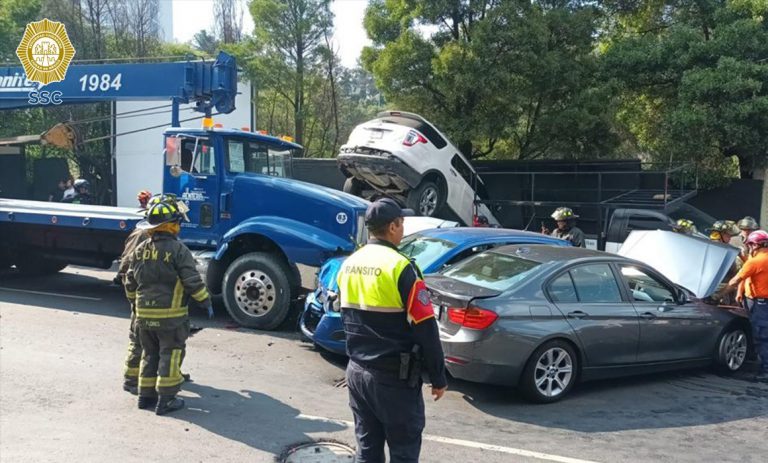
[298,414,600,463]
[0,287,101,301]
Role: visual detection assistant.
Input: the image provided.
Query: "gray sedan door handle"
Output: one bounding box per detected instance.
[567,311,587,319]
[657,305,674,312]
[640,312,656,319]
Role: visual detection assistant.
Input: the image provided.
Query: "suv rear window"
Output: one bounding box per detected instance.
[441,251,541,291]
[377,116,448,149]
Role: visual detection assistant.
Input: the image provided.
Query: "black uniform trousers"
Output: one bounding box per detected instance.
[123,310,142,387]
[138,320,189,397]
[346,360,425,463]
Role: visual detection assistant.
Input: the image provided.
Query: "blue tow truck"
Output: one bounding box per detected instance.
[0,52,369,330]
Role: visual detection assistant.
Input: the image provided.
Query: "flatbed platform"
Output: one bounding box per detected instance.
[0,198,143,231]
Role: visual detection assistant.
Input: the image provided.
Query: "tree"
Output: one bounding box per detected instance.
[214,0,244,44]
[193,29,220,55]
[361,0,616,160]
[0,0,41,62]
[602,0,768,183]
[249,0,333,145]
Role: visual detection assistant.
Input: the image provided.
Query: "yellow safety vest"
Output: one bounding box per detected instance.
[337,243,413,313]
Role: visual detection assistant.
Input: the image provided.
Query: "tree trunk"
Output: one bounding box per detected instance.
[294,46,305,145]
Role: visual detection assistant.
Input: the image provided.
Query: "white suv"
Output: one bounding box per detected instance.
[337,111,498,226]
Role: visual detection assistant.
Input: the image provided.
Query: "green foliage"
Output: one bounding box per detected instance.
[362,0,618,159]
[602,0,768,186]
[0,0,42,62]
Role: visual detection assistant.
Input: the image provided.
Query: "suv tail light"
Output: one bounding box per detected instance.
[473,214,490,227]
[447,306,498,330]
[403,130,427,147]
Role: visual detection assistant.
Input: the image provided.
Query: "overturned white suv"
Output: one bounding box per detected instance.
[337,111,498,226]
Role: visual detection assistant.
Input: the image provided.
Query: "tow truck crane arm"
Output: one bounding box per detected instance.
[0,51,237,124]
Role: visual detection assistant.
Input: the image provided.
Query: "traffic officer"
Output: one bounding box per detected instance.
[125,199,212,415]
[728,230,768,382]
[542,207,585,247]
[337,198,447,463]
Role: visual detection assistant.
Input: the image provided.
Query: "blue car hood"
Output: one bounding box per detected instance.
[318,255,346,293]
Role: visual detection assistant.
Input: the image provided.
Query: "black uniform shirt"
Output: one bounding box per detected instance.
[342,238,448,388]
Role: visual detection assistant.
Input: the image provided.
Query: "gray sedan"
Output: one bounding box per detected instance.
[427,242,750,403]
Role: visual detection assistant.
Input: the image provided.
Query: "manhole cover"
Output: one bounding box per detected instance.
[281,441,355,463]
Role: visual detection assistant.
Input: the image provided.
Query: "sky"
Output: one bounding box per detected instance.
[172,0,372,68]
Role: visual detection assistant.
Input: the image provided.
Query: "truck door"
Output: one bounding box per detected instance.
[164,135,220,244]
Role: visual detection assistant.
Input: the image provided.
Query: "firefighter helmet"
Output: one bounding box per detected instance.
[551,207,578,221]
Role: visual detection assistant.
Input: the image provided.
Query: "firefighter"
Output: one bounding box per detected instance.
[732,216,760,259]
[709,220,741,247]
[125,199,212,414]
[137,190,152,209]
[337,198,447,463]
[728,230,768,382]
[119,193,184,394]
[541,207,585,247]
[672,218,697,236]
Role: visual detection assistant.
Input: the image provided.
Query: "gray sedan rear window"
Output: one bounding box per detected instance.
[442,252,540,291]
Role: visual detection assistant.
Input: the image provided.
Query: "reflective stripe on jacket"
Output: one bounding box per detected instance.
[338,243,412,312]
[125,232,210,329]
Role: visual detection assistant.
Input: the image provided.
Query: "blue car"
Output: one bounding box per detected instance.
[300,227,570,354]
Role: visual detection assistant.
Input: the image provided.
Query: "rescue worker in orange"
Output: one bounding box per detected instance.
[728,230,768,382]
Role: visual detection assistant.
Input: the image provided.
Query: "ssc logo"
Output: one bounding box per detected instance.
[16,18,76,86]
[336,212,348,224]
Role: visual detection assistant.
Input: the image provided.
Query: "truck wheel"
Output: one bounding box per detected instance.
[406,180,443,217]
[222,252,292,331]
[342,177,365,196]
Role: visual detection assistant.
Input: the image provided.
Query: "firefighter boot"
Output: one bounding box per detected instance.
[137,396,158,410]
[155,396,185,416]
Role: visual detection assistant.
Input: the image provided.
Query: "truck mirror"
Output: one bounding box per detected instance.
[169,165,183,177]
[165,137,180,166]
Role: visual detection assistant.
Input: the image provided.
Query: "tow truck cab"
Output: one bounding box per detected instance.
[161,127,369,329]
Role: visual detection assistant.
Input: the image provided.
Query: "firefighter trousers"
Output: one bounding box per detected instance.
[138,321,189,398]
[123,310,142,387]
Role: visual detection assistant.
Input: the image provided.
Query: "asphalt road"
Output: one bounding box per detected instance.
[1,266,767,463]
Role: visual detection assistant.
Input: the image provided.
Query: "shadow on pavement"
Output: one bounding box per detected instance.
[173,382,347,455]
[0,267,308,340]
[451,367,768,432]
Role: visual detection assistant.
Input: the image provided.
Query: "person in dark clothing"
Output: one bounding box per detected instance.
[125,199,212,415]
[337,198,447,463]
[61,178,92,204]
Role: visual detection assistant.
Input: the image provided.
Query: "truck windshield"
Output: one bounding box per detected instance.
[165,136,216,175]
[227,140,294,178]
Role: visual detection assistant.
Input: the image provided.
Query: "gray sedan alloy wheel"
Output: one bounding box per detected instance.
[535,347,574,398]
[717,327,748,372]
[520,340,578,403]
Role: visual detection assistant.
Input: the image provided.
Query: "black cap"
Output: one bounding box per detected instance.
[365,198,414,229]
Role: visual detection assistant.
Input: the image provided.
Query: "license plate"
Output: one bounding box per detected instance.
[368,130,383,139]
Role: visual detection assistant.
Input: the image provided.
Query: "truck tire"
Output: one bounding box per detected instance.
[221,252,292,331]
[342,177,365,196]
[406,180,443,217]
